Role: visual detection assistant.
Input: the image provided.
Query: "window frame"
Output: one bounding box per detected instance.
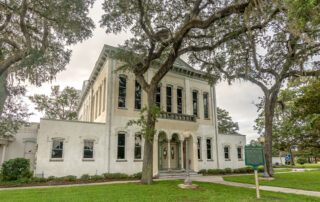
[203,92,209,119]
[224,146,230,160]
[134,80,142,110]
[177,88,183,114]
[134,134,142,160]
[83,140,94,160]
[117,133,126,160]
[197,137,201,160]
[51,139,64,160]
[118,76,127,108]
[156,86,161,108]
[166,86,172,112]
[192,91,198,117]
[206,138,212,160]
[237,146,243,160]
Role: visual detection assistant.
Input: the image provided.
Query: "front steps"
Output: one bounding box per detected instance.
[158,169,202,179]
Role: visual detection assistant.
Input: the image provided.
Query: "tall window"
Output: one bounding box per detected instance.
[134,80,142,110]
[83,140,94,159]
[177,88,183,114]
[166,86,172,112]
[156,86,161,108]
[203,93,209,119]
[224,146,230,160]
[197,138,201,160]
[117,133,126,159]
[95,91,98,118]
[237,147,242,159]
[134,134,142,159]
[51,140,63,158]
[118,76,126,108]
[206,139,212,160]
[99,86,102,115]
[192,91,198,116]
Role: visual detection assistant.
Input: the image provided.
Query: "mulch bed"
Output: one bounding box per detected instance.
[0,178,140,188]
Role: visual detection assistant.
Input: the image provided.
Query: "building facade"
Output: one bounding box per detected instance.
[0,45,246,178]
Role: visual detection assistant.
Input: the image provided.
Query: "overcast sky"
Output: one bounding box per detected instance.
[25,0,263,143]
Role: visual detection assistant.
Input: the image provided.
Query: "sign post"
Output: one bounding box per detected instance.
[245,144,265,199]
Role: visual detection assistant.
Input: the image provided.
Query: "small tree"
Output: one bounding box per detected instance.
[29,86,80,120]
[217,107,239,134]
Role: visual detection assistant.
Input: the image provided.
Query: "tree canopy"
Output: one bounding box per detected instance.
[217,107,239,135]
[29,86,80,120]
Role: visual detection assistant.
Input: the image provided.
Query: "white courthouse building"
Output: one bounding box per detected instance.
[0,45,246,178]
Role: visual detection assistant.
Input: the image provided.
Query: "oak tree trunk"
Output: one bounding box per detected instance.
[141,87,157,184]
[0,71,8,116]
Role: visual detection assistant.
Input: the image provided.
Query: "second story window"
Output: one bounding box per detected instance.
[156,86,161,108]
[166,86,172,112]
[83,140,94,159]
[135,80,142,110]
[51,140,63,159]
[117,133,125,159]
[177,88,182,114]
[192,91,198,117]
[118,76,126,108]
[203,93,209,119]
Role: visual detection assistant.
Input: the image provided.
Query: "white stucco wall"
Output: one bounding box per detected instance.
[272,156,285,165]
[217,134,246,169]
[35,119,108,178]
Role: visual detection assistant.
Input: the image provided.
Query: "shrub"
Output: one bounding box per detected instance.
[0,158,33,181]
[19,177,31,184]
[245,167,254,173]
[80,174,90,181]
[218,169,226,175]
[63,175,77,181]
[225,168,232,174]
[297,158,307,165]
[198,169,207,174]
[207,169,220,175]
[233,168,240,173]
[103,173,129,179]
[131,172,142,179]
[47,176,56,181]
[32,177,47,183]
[258,167,264,173]
[90,175,103,181]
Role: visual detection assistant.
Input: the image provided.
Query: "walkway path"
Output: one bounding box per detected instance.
[191,175,320,198]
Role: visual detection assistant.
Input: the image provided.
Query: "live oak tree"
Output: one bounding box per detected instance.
[101,0,279,184]
[217,107,239,135]
[29,86,80,120]
[0,0,95,115]
[194,9,320,176]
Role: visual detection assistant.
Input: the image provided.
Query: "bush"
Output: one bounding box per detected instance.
[32,177,47,183]
[245,167,254,173]
[19,177,31,184]
[90,175,103,181]
[131,172,142,179]
[80,174,90,181]
[258,167,264,173]
[198,169,207,174]
[225,168,232,174]
[207,169,220,175]
[103,173,129,179]
[63,175,77,181]
[0,158,33,181]
[233,168,240,173]
[297,158,307,165]
[47,176,56,181]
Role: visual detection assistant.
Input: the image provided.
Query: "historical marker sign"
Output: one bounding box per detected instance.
[245,144,265,170]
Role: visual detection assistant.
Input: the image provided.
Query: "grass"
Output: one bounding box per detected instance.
[224,170,320,192]
[291,163,320,168]
[0,180,318,201]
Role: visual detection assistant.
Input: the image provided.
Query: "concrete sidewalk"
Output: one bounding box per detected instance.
[191,176,320,198]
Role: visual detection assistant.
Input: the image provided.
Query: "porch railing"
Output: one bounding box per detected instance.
[157,112,196,122]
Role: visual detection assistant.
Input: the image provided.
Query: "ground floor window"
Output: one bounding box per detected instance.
[117,133,126,159]
[197,138,201,160]
[134,134,142,159]
[51,140,63,158]
[206,139,212,160]
[237,147,242,160]
[224,146,230,160]
[83,140,94,159]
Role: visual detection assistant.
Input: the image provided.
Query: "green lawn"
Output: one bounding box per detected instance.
[274,168,292,173]
[0,180,319,202]
[291,163,320,168]
[224,170,320,192]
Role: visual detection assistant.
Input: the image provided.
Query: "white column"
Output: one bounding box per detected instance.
[184,79,191,115]
[180,140,184,170]
[167,140,171,170]
[1,145,7,164]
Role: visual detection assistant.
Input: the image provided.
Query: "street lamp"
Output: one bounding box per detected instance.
[258,136,269,178]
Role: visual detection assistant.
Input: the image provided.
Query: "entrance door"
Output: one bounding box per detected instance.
[170,143,179,169]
